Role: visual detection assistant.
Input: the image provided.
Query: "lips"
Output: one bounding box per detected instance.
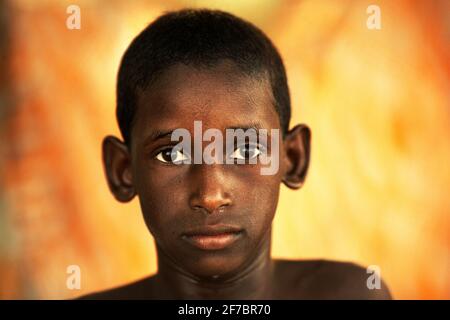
[181,225,243,250]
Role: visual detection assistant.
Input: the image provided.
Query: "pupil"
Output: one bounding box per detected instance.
[162,148,174,162]
[242,145,254,159]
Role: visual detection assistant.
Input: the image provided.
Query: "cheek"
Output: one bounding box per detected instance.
[133,168,187,239]
[235,171,281,235]
[256,181,280,226]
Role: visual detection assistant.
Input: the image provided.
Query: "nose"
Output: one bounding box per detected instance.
[188,164,232,214]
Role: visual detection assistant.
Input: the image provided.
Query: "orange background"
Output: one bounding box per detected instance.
[0,0,449,299]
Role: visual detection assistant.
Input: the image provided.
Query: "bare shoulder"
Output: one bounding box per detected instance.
[75,275,156,300]
[273,259,392,300]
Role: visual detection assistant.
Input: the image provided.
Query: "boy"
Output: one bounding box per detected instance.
[80,9,391,299]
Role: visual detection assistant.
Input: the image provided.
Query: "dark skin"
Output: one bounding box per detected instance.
[80,61,392,299]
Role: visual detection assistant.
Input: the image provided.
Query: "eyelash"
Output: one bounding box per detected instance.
[230,143,265,161]
[155,147,189,164]
[153,143,266,164]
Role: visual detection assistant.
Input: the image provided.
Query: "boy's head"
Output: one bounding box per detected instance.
[103,9,310,280]
[116,9,290,145]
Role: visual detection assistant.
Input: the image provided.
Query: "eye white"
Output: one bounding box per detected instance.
[230,145,262,160]
[156,149,188,163]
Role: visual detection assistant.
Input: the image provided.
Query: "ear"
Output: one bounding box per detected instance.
[102,135,136,202]
[282,124,311,189]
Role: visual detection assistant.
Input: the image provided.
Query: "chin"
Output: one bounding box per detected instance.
[184,254,247,281]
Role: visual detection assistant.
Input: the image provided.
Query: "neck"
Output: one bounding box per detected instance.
[154,234,274,299]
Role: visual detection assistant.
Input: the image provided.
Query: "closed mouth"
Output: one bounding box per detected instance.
[181,225,244,250]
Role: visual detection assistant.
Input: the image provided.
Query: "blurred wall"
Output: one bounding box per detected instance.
[0,0,449,299]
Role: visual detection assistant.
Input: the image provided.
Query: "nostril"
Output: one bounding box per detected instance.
[217,204,228,213]
[192,205,206,213]
[191,203,229,215]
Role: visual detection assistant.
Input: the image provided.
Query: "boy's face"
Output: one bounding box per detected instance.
[103,61,310,279]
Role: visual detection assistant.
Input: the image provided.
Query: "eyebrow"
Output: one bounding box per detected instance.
[226,121,264,132]
[142,121,268,146]
[149,129,175,141]
[141,129,175,149]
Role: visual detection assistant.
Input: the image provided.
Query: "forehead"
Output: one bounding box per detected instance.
[131,61,280,144]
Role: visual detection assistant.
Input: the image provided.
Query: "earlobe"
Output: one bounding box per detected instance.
[102,135,136,202]
[282,124,311,190]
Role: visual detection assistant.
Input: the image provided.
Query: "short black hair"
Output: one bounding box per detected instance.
[117,9,291,145]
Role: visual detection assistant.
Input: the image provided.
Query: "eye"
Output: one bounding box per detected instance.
[230,144,263,160]
[155,147,189,164]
